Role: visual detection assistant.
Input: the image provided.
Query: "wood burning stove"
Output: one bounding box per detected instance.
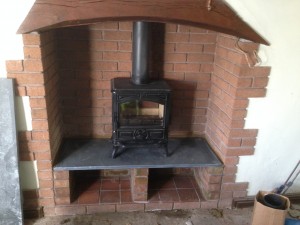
[111,21,171,158]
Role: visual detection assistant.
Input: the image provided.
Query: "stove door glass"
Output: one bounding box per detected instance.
[119,100,164,126]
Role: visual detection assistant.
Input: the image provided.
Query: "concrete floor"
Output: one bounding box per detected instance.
[25,208,253,225]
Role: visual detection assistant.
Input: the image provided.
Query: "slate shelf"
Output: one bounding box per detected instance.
[53,138,222,171]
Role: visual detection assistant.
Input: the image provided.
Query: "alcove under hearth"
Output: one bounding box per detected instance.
[10,0,271,216]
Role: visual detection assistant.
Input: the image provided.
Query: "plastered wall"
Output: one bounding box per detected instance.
[226,0,300,194]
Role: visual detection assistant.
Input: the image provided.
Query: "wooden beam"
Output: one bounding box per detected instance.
[17,0,269,45]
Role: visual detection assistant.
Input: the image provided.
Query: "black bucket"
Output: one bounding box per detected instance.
[262,193,286,210]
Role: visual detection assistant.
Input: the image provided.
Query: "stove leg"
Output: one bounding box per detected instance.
[112,146,118,158]
[112,143,127,158]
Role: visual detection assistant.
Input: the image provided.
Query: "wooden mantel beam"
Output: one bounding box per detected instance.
[17,0,269,45]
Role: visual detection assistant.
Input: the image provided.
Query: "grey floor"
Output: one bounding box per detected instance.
[25,208,253,225]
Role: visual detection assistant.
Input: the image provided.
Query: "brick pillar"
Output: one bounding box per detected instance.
[130,168,149,202]
[194,166,223,200]
[53,171,73,205]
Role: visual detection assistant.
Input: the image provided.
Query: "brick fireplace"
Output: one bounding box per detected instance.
[6,0,270,217]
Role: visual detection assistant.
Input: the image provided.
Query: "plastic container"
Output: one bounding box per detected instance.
[285,218,300,225]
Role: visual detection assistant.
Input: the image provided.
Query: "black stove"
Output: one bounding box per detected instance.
[110,21,171,158]
[111,78,171,158]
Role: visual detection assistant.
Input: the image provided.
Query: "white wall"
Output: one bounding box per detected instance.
[0,0,299,195]
[225,0,300,195]
[0,0,38,189]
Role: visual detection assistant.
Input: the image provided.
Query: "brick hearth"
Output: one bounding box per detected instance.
[6,21,270,216]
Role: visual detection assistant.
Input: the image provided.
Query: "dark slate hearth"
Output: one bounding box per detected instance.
[53,138,222,170]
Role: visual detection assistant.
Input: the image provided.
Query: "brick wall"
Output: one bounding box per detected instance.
[205,34,270,207]
[5,21,271,215]
[6,30,65,216]
[56,22,215,138]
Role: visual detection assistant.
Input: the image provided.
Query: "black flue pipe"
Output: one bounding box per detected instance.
[131,21,150,85]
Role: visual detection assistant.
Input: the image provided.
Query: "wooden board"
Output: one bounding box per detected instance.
[17,0,269,45]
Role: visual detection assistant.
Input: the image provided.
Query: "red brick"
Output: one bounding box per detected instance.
[55,197,71,205]
[20,141,51,152]
[132,168,149,177]
[221,182,248,192]
[233,88,267,98]
[223,166,238,175]
[14,73,44,85]
[220,191,233,199]
[30,98,47,109]
[185,73,210,82]
[187,53,214,62]
[22,33,41,45]
[200,64,214,73]
[233,191,247,198]
[118,62,131,71]
[54,171,69,180]
[6,60,24,72]
[34,151,51,161]
[23,60,44,72]
[235,66,271,77]
[253,77,269,88]
[31,109,48,119]
[103,52,131,61]
[226,139,242,147]
[38,170,53,180]
[176,43,203,53]
[203,44,216,53]
[39,179,54,188]
[119,21,133,31]
[190,33,217,43]
[39,198,55,207]
[54,188,70,197]
[223,157,239,166]
[164,43,176,53]
[23,46,42,59]
[222,175,236,183]
[27,86,46,96]
[54,180,70,188]
[103,31,132,41]
[218,198,233,208]
[39,188,54,198]
[174,63,200,72]
[37,160,52,170]
[94,41,118,51]
[165,53,187,62]
[237,78,253,88]
[229,129,258,138]
[32,120,49,130]
[165,33,189,42]
[241,138,257,147]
